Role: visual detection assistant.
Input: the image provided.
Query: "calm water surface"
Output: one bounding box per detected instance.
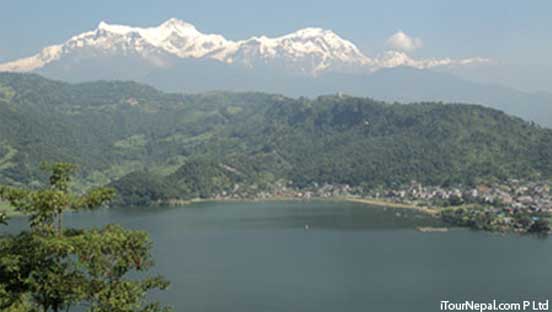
[4,200,552,312]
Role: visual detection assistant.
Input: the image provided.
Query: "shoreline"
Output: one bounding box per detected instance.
[189,197,441,215]
[2,197,441,216]
[345,198,440,215]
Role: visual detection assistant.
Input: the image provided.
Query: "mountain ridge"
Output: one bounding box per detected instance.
[1,72,551,201]
[0,20,550,128]
[0,18,486,75]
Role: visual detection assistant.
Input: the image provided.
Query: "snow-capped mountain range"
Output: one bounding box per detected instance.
[1,18,551,129]
[0,18,488,75]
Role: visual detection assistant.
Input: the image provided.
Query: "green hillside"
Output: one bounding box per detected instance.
[1,72,551,204]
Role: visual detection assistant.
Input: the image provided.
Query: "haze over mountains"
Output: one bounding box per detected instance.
[0,18,551,127]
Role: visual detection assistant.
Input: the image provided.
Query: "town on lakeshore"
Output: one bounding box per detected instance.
[206,178,552,234]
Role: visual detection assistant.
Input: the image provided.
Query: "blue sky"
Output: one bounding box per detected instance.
[1,0,550,66]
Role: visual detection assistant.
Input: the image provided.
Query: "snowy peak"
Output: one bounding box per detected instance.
[95,18,200,42]
[0,45,64,72]
[373,50,492,71]
[231,27,369,74]
[0,18,488,75]
[92,19,231,59]
[259,27,366,62]
[0,19,369,74]
[158,17,191,28]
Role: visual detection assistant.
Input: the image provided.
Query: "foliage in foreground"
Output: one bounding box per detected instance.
[0,163,171,312]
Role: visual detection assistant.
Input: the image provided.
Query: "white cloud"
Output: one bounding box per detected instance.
[373,31,491,71]
[386,31,423,52]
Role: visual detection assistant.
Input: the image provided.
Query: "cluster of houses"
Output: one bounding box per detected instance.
[370,180,552,212]
[212,181,354,200]
[211,178,552,214]
[208,178,552,233]
[208,175,549,209]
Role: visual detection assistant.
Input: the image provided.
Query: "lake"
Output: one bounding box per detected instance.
[4,200,552,311]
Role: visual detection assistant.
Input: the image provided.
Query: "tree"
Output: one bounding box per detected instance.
[0,162,171,312]
[528,219,551,234]
[0,211,6,225]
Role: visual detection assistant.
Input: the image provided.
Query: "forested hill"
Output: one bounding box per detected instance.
[1,72,551,204]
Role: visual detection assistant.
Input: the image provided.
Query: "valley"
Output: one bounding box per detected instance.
[1,72,552,233]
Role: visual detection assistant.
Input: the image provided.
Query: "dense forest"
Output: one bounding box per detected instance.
[1,72,552,205]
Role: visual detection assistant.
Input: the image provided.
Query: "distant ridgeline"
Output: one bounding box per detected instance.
[1,72,551,205]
